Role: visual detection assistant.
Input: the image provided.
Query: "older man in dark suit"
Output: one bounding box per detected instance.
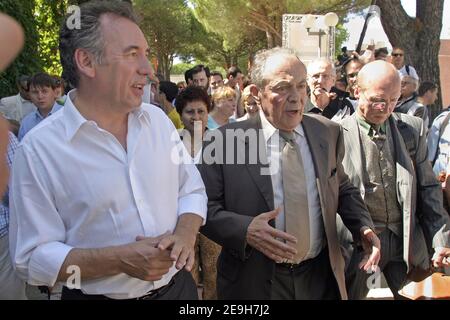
[198,47,380,300]
[341,61,450,299]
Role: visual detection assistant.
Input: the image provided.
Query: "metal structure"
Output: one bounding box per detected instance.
[282,13,338,64]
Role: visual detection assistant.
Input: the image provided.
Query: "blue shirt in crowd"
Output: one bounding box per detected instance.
[18,102,63,141]
[207,114,236,130]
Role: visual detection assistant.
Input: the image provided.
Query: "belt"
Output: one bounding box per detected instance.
[277,260,310,270]
[61,275,176,300]
[276,247,327,270]
[131,276,175,300]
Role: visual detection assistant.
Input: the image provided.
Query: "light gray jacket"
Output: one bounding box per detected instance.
[341,113,450,271]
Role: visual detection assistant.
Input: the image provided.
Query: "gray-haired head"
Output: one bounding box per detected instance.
[250,47,302,89]
[401,74,419,91]
[307,58,336,77]
[59,0,137,89]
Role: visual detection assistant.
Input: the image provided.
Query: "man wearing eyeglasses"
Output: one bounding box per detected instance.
[305,59,354,122]
[340,61,450,299]
[391,46,419,81]
[395,74,429,132]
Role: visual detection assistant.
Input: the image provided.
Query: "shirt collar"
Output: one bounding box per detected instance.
[64,89,152,142]
[306,99,323,114]
[18,94,30,104]
[259,109,304,144]
[355,112,386,138]
[34,101,61,120]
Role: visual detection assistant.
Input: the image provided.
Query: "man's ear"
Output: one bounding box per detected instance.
[248,84,260,100]
[74,48,96,79]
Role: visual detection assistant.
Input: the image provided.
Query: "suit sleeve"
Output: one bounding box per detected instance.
[335,126,375,242]
[414,119,450,248]
[197,137,253,261]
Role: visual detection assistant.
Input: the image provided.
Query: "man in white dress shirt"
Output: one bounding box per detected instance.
[391,46,419,81]
[9,0,207,300]
[0,75,36,123]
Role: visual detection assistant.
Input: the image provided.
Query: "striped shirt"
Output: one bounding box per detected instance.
[0,132,19,237]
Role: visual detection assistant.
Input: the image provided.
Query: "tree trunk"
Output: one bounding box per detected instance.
[156,53,170,80]
[377,0,444,118]
[266,29,274,49]
[162,55,170,81]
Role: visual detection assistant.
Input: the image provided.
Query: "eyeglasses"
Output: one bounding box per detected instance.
[360,91,399,109]
[392,53,404,57]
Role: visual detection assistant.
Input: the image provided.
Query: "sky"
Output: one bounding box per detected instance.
[343,0,450,50]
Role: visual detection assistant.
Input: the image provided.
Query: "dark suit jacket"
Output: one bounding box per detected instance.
[198,114,374,300]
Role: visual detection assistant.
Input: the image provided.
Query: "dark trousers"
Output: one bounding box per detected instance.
[346,228,407,300]
[271,248,340,300]
[61,269,198,300]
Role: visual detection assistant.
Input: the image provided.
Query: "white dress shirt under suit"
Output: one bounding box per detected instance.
[260,111,325,261]
[9,90,207,299]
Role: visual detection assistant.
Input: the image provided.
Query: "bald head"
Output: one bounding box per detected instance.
[357,60,400,91]
[356,61,401,125]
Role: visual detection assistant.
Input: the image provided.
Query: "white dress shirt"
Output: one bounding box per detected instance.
[398,64,419,81]
[260,111,325,261]
[0,94,36,122]
[9,90,207,299]
[428,110,450,176]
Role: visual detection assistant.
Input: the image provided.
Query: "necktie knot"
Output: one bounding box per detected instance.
[371,125,386,141]
[279,130,295,145]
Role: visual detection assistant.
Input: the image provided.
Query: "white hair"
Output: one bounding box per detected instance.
[401,74,419,91]
[307,58,336,76]
[250,47,301,88]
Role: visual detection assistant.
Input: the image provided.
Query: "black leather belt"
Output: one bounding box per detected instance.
[276,247,327,270]
[277,260,311,270]
[131,276,175,300]
[61,274,176,300]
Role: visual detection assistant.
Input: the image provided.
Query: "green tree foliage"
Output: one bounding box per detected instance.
[335,24,349,59]
[0,0,41,97]
[171,62,195,76]
[135,0,195,80]
[0,0,72,97]
[191,0,368,48]
[179,15,266,73]
[34,0,68,76]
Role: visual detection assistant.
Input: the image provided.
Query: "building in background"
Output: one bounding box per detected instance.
[440,39,450,108]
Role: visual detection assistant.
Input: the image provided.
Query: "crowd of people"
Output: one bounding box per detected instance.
[0,0,450,301]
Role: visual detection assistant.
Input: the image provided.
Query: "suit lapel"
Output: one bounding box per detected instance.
[302,116,331,230]
[389,116,415,268]
[302,115,328,181]
[342,115,365,191]
[241,115,275,210]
